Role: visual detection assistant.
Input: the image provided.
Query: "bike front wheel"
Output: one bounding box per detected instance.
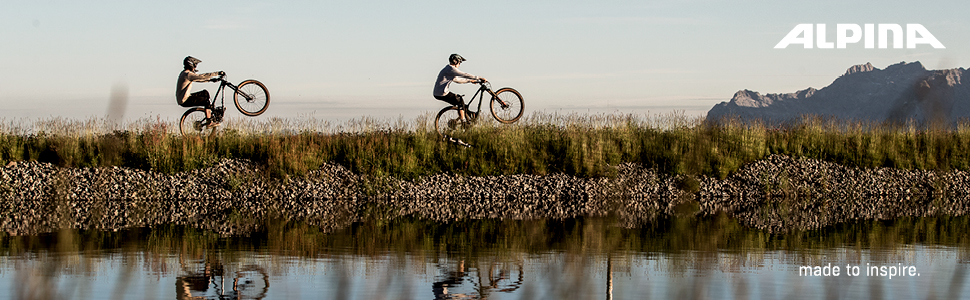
[434,106,469,139]
[490,88,524,123]
[179,107,216,137]
[234,80,270,116]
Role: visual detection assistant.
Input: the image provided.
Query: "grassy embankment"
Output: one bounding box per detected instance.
[0,113,969,179]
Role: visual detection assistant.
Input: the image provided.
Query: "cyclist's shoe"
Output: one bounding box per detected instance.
[200,118,221,129]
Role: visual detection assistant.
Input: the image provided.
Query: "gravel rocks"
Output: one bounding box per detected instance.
[2,154,969,235]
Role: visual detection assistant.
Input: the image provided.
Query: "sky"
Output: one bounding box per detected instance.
[1,0,968,123]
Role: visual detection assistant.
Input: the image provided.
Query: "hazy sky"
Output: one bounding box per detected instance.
[1,0,967,122]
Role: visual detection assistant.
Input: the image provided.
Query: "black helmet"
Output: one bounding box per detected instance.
[449,54,466,65]
[183,56,201,71]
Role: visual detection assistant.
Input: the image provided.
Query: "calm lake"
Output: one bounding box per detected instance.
[1,214,968,299]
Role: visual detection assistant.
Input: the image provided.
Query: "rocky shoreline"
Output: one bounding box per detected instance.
[2,154,969,235]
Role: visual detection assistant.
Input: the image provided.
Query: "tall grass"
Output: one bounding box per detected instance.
[1,113,969,179]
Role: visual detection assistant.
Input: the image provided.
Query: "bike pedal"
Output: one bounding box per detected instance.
[445,136,472,148]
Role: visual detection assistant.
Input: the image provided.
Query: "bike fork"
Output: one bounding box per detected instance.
[488,91,510,108]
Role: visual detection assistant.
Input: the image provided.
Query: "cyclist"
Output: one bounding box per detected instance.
[433,53,486,121]
[176,56,225,127]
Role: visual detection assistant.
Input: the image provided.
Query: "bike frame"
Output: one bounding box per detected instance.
[460,82,508,118]
[210,76,253,108]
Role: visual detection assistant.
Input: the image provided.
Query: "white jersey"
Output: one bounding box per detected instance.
[175,69,220,105]
[433,65,480,96]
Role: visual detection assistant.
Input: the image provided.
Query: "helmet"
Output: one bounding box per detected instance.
[449,54,466,65]
[183,56,201,71]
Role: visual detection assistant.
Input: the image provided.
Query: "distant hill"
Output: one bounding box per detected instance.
[706,61,970,126]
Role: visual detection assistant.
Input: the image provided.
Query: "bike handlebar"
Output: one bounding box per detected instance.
[210,72,226,82]
[475,80,492,89]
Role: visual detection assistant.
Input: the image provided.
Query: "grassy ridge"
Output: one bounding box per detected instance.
[1,114,969,179]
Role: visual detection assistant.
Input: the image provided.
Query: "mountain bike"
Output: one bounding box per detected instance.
[434,80,524,143]
[179,73,270,136]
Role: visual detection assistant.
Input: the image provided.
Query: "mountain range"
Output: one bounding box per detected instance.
[706,61,970,126]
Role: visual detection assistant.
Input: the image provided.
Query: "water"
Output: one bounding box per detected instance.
[1,216,968,299]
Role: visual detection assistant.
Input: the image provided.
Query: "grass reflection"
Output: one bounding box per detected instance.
[3,214,969,262]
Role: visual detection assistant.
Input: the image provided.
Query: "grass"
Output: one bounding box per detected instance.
[1,113,970,179]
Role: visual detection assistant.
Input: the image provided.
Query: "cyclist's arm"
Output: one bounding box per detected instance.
[453,77,475,84]
[186,71,221,82]
[455,77,487,84]
[447,66,481,83]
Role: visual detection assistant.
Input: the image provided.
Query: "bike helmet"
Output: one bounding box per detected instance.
[183,56,201,71]
[449,54,466,65]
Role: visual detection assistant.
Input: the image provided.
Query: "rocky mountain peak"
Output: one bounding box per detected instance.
[843,62,876,76]
[706,61,970,126]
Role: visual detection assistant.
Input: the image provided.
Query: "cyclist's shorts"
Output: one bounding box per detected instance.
[181,90,211,107]
[434,92,462,107]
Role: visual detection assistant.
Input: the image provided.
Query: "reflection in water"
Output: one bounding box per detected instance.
[431,259,524,299]
[175,254,269,300]
[0,215,968,299]
[432,260,470,299]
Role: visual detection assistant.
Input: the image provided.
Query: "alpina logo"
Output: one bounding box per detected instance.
[774,24,945,49]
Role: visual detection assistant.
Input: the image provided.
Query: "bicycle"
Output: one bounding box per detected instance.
[179,73,270,136]
[433,80,524,143]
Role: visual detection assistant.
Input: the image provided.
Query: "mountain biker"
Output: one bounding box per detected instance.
[176,56,225,127]
[434,54,486,121]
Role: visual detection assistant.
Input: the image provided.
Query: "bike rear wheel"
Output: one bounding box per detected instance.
[434,106,468,139]
[490,88,524,123]
[179,107,216,137]
[234,80,270,116]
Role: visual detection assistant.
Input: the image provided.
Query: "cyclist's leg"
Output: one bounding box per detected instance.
[182,90,210,107]
[456,94,467,121]
[434,93,467,121]
[186,90,218,126]
[434,93,462,108]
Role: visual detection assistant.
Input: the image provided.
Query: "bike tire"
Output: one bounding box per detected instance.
[234,80,270,116]
[179,107,216,137]
[434,106,467,139]
[490,88,524,123]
